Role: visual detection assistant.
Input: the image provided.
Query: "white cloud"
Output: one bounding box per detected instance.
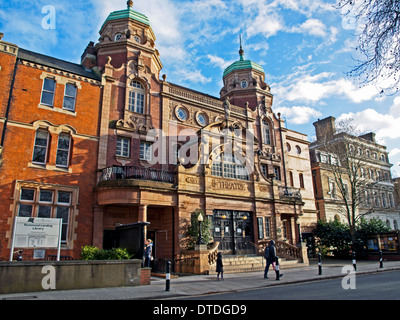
[389,96,400,118]
[174,69,212,85]
[291,19,327,37]
[207,55,232,70]
[274,106,322,125]
[337,108,400,140]
[272,71,379,104]
[390,148,400,157]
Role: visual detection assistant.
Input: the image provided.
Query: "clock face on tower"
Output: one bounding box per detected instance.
[241,80,248,88]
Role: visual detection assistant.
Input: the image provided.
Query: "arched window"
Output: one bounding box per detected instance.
[32,130,50,165]
[289,171,294,187]
[128,80,145,114]
[299,173,304,188]
[262,120,271,145]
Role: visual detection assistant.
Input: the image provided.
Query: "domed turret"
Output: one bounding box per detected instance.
[220,37,271,109]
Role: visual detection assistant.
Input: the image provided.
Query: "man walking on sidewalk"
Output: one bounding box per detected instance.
[264,240,282,279]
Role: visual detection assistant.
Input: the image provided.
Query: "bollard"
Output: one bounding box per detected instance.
[379,250,383,269]
[352,251,357,271]
[318,253,322,275]
[275,256,280,280]
[165,260,171,291]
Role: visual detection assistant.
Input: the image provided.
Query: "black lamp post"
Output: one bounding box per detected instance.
[197,213,204,245]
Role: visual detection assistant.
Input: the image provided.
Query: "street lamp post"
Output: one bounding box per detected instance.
[197,213,204,245]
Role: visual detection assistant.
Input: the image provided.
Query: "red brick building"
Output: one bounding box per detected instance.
[0,3,316,268]
[0,34,102,261]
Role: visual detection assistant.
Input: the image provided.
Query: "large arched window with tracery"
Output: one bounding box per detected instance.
[128,80,145,114]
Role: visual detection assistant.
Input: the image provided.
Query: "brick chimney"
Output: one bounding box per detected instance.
[359,132,376,143]
[313,116,336,142]
[81,41,97,70]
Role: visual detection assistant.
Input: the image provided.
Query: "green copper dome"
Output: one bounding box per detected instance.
[100,4,150,31]
[223,41,264,77]
[223,54,264,77]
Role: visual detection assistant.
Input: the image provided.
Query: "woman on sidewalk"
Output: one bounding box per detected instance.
[144,239,153,268]
[216,252,224,280]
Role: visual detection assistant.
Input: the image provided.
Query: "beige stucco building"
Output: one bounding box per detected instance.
[310,116,400,230]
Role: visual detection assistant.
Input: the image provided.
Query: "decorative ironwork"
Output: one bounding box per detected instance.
[99,166,176,184]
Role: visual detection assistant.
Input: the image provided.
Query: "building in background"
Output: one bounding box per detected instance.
[310,116,400,230]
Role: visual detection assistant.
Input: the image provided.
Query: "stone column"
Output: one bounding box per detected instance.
[275,213,283,240]
[97,59,115,170]
[193,245,209,275]
[138,204,148,240]
[93,205,104,248]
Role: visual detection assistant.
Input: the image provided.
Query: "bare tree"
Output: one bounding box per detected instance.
[314,119,378,247]
[336,0,400,94]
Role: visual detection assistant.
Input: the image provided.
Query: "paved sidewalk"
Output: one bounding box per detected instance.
[1,259,400,300]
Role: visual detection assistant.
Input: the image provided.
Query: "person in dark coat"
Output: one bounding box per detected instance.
[264,240,280,279]
[216,252,224,280]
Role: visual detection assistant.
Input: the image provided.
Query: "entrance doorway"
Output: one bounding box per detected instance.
[212,210,254,255]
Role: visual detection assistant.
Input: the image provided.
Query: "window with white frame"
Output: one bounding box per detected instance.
[328,179,336,198]
[32,130,50,165]
[265,217,271,238]
[40,78,56,106]
[17,187,73,243]
[128,80,145,114]
[56,133,71,168]
[262,120,271,145]
[211,152,250,181]
[140,141,152,161]
[63,83,77,111]
[116,137,130,158]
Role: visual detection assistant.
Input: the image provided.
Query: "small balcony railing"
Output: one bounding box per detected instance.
[99,166,177,184]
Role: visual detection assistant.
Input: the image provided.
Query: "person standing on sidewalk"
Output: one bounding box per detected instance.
[216,252,224,280]
[264,240,279,279]
[144,239,153,268]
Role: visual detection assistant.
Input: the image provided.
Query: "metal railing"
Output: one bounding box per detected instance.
[99,166,176,184]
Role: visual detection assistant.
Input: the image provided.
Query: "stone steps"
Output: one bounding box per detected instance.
[209,255,301,274]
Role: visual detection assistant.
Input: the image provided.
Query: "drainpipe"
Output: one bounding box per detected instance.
[1,58,19,147]
[277,113,288,191]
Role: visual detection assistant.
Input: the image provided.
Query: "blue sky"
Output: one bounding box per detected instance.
[1,0,399,176]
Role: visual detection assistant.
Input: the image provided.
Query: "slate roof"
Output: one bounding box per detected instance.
[17,48,100,81]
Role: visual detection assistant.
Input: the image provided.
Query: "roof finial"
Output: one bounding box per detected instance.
[127,0,133,8]
[239,34,244,61]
